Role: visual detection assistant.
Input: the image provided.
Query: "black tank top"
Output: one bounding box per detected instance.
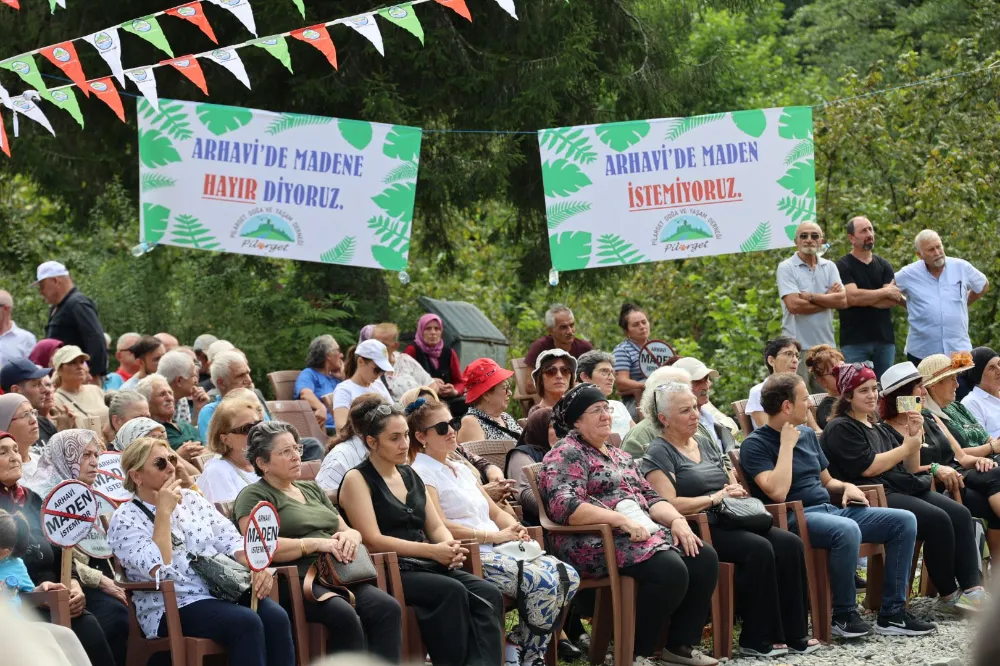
[355,459,428,543]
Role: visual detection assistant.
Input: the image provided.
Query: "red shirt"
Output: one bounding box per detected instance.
[524,335,593,368]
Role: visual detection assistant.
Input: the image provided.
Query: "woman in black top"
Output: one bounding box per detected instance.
[641,383,815,657]
[339,402,504,666]
[821,363,986,611]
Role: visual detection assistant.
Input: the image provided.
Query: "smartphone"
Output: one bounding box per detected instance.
[896,396,922,413]
[846,499,867,508]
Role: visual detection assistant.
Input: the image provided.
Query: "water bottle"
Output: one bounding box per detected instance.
[548,269,559,287]
[130,241,156,257]
[398,271,411,285]
[816,242,831,258]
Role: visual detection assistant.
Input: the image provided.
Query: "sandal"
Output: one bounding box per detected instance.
[788,638,823,655]
[738,643,789,658]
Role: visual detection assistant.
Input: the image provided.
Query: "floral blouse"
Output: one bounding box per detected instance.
[467,407,523,440]
[943,401,991,449]
[538,431,673,578]
[107,489,245,638]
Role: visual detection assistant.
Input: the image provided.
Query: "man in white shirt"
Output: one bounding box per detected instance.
[0,291,37,366]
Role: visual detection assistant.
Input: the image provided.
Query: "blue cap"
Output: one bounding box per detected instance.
[0,358,51,392]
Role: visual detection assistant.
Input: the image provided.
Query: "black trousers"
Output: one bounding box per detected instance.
[619,546,719,657]
[83,586,129,666]
[36,607,115,666]
[887,490,981,595]
[961,466,1000,529]
[708,526,808,649]
[400,568,504,666]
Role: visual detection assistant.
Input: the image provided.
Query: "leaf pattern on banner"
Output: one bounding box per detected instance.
[383,125,421,162]
[372,183,416,222]
[265,113,332,135]
[542,159,592,198]
[371,245,408,271]
[777,159,815,198]
[594,121,650,152]
[663,113,725,141]
[784,138,814,165]
[141,173,176,192]
[778,107,811,139]
[142,203,170,243]
[139,99,192,141]
[368,216,410,271]
[777,195,816,223]
[138,129,182,168]
[538,127,597,164]
[196,104,253,136]
[596,234,646,265]
[730,109,767,138]
[785,224,798,241]
[549,231,592,271]
[320,236,357,264]
[383,161,419,184]
[545,201,591,230]
[338,118,373,150]
[171,214,219,249]
[739,222,771,252]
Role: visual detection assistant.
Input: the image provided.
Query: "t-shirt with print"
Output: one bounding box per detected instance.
[739,424,831,507]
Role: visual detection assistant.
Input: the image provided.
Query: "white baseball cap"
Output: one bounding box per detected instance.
[672,357,719,381]
[33,261,69,285]
[355,339,395,373]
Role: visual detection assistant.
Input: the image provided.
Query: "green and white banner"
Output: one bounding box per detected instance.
[138,98,421,270]
[538,106,814,271]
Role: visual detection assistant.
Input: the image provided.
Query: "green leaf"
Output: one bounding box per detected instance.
[383,126,422,162]
[367,216,411,253]
[545,201,592,229]
[138,129,182,169]
[776,195,816,223]
[141,100,193,141]
[196,104,253,136]
[784,138,814,165]
[265,113,331,136]
[142,203,170,243]
[596,234,646,265]
[594,120,650,152]
[549,231,592,271]
[663,113,725,141]
[320,236,357,264]
[538,127,598,164]
[777,159,816,197]
[778,107,812,140]
[171,214,219,250]
[371,245,408,271]
[731,109,767,138]
[739,222,772,253]
[141,173,176,193]
[784,224,798,241]
[338,119,373,150]
[383,161,419,184]
[371,183,417,223]
[542,159,593,198]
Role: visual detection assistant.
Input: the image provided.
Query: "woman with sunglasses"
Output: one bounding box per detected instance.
[109,437,294,666]
[339,401,504,666]
[529,349,577,414]
[409,397,580,666]
[805,345,844,429]
[200,396,262,503]
[331,339,395,435]
[459,358,523,443]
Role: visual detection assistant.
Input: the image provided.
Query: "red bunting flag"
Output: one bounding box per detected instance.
[291,25,338,70]
[0,112,9,158]
[163,56,209,95]
[1,0,20,10]
[87,78,126,122]
[40,42,90,96]
[435,0,472,21]
[166,2,218,44]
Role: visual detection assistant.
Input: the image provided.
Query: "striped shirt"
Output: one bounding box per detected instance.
[613,339,644,382]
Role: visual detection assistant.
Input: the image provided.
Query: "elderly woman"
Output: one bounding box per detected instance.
[539,384,720,666]
[339,401,504,666]
[612,303,653,420]
[52,345,109,433]
[621,366,693,458]
[331,339,394,435]
[110,417,200,490]
[138,374,205,462]
[960,347,1000,437]
[459,358,523,442]
[805,344,844,429]
[109,437,294,666]
[821,362,986,612]
[747,337,821,433]
[404,314,466,402]
[26,429,129,666]
[107,390,149,435]
[641,382,816,657]
[234,421,402,661]
[373,323,434,401]
[200,396,262,503]
[295,334,344,434]
[577,350,634,437]
[0,394,41,483]
[530,349,577,413]
[409,398,580,666]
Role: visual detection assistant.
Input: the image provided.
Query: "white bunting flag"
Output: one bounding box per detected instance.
[11,91,55,136]
[54,0,66,7]
[0,81,10,110]
[203,48,251,89]
[126,68,159,111]
[494,0,517,18]
[84,28,126,87]
[206,0,257,36]
[344,14,384,56]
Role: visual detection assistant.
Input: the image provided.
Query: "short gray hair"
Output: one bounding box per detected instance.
[116,332,139,351]
[651,381,696,431]
[210,350,246,388]
[305,335,339,369]
[576,350,614,381]
[245,421,300,476]
[639,367,691,424]
[108,390,147,424]
[136,374,170,401]
[157,350,195,384]
[914,229,940,252]
[544,304,573,329]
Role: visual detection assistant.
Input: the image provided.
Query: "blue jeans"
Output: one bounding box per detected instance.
[791,504,916,616]
[841,342,896,380]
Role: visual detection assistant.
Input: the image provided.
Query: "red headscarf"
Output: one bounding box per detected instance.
[29,338,64,369]
[415,314,444,369]
[834,362,877,396]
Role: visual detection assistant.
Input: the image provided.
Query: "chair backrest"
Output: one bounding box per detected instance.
[807,392,827,422]
[510,357,539,415]
[728,449,750,493]
[268,370,302,402]
[266,399,328,441]
[731,399,752,437]
[460,439,516,470]
[214,501,235,519]
[608,432,623,448]
[524,462,560,530]
[300,460,321,481]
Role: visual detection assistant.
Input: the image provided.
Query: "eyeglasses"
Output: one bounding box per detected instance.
[583,404,613,416]
[543,366,572,377]
[423,418,463,436]
[10,409,38,423]
[798,232,822,240]
[777,350,801,360]
[152,454,179,471]
[495,383,512,396]
[364,404,395,423]
[592,367,616,378]
[228,420,262,436]
[275,445,304,460]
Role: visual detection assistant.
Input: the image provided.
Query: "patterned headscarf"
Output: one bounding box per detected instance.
[110,417,165,452]
[551,383,608,438]
[29,339,64,369]
[415,314,444,369]
[24,429,100,497]
[834,362,877,396]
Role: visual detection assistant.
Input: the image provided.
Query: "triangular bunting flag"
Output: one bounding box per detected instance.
[493,0,517,19]
[126,68,160,110]
[0,112,9,158]
[41,88,84,128]
[0,55,47,93]
[290,0,304,18]
[84,28,126,87]
[251,36,293,73]
[2,0,21,10]
[206,0,257,36]
[10,92,55,136]
[345,14,384,56]
[435,0,472,21]
[203,48,251,89]
[40,42,90,97]
[379,5,425,44]
[87,78,125,122]
[166,3,218,44]
[291,25,338,70]
[121,17,175,58]
[164,56,209,95]
[0,81,10,109]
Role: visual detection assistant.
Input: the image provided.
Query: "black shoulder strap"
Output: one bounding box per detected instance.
[132,499,183,548]
[473,412,521,440]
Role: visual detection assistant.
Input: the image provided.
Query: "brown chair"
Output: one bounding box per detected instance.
[608,432,623,448]
[266,400,328,442]
[300,460,321,481]
[511,357,539,415]
[268,371,302,402]
[23,587,72,627]
[460,439,517,470]
[731,399,752,437]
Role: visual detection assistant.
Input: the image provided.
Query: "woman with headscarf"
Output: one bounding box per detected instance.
[404,314,465,403]
[29,338,64,369]
[0,394,41,484]
[960,347,1000,438]
[110,417,200,490]
[505,408,555,526]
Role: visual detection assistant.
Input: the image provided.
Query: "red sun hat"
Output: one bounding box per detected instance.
[463,358,514,404]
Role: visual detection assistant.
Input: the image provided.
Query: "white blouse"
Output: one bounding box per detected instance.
[962,387,1000,438]
[386,353,433,400]
[609,400,632,437]
[316,437,368,492]
[198,458,260,504]
[411,452,498,551]
[107,489,245,638]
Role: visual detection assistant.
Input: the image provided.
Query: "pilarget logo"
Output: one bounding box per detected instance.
[13,98,30,110]
[351,16,371,26]
[52,47,71,63]
[11,61,30,75]
[90,81,108,92]
[302,29,320,40]
[224,0,241,6]
[132,19,152,32]
[174,59,191,68]
[212,49,231,61]
[257,38,278,46]
[51,91,69,102]
[131,70,148,81]
[93,32,113,51]
[177,6,196,16]
[388,6,408,18]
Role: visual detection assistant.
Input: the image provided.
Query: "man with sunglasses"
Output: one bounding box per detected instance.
[776,222,847,392]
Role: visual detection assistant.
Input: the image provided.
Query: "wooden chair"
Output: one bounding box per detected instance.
[23,587,72,627]
[266,400,328,442]
[731,399,752,437]
[511,357,539,415]
[299,460,321,481]
[268,371,302,402]
[608,432,623,448]
[460,439,517,470]
[807,393,828,423]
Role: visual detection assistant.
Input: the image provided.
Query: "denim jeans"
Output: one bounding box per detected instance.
[791,504,916,616]
[841,342,896,380]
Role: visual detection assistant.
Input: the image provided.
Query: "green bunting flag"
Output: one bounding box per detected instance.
[42,88,84,128]
[121,17,175,58]
[252,36,293,73]
[291,0,304,18]
[0,55,47,92]
[379,4,424,44]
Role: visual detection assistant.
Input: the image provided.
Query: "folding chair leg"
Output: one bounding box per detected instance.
[712,563,734,659]
[811,550,833,644]
[614,577,636,666]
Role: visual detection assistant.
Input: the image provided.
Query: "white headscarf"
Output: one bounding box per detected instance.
[110,417,165,452]
[24,429,101,498]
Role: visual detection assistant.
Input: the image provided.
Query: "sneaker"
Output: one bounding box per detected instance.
[831,610,872,638]
[739,644,789,658]
[875,610,937,636]
[954,586,988,612]
[633,657,659,666]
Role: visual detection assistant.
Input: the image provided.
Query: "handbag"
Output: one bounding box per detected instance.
[304,544,378,606]
[494,540,573,637]
[711,496,773,534]
[493,539,544,562]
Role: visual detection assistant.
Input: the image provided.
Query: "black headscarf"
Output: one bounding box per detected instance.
[960,347,1000,401]
[551,383,607,438]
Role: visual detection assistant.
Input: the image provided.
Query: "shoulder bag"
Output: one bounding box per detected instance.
[304,543,378,606]
[711,496,773,534]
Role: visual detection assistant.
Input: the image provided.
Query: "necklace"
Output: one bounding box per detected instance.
[225,457,256,485]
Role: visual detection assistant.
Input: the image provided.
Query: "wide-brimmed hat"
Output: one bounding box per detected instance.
[355,339,394,373]
[531,349,578,388]
[880,361,922,396]
[463,358,514,404]
[918,352,973,388]
[51,345,90,373]
[671,357,719,381]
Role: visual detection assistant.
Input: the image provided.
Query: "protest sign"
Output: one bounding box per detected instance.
[41,480,98,548]
[244,501,280,572]
[76,491,117,559]
[639,340,676,378]
[93,451,131,502]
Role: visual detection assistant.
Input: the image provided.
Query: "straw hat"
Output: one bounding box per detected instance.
[917,352,973,388]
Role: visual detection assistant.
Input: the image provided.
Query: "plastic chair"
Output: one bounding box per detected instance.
[268,371,302,401]
[265,400,328,442]
[731,399,753,437]
[511,357,539,415]
[460,439,517,470]
[23,587,72,627]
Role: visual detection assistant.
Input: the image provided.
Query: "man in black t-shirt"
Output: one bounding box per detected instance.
[836,217,906,378]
